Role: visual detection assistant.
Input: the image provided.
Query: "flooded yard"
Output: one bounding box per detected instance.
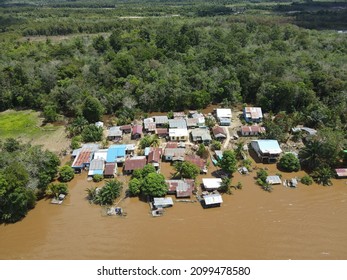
[1,154,347,260]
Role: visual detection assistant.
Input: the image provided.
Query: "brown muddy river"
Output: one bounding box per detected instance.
[1,160,347,260]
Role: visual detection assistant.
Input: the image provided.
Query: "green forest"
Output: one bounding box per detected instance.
[0,0,347,222]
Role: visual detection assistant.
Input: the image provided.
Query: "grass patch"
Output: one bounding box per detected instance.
[0,110,58,139]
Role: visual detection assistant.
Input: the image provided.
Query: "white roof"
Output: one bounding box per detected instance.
[95,121,104,128]
[93,149,108,161]
[153,197,174,207]
[204,193,223,205]
[169,128,189,137]
[266,176,282,185]
[252,140,282,154]
[202,178,222,190]
[216,108,232,118]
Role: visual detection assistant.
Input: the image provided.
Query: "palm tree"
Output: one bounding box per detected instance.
[85,187,98,202]
[299,140,324,171]
[219,177,232,195]
[150,135,160,147]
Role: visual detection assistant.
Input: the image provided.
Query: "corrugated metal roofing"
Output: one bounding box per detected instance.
[124,157,146,171]
[216,108,232,118]
[202,178,222,190]
[169,119,187,129]
[266,176,282,185]
[108,126,122,137]
[104,163,116,176]
[212,126,227,137]
[244,107,263,119]
[106,145,126,162]
[252,140,282,154]
[204,193,223,205]
[132,125,143,135]
[72,149,93,168]
[185,155,206,169]
[153,197,173,207]
[89,159,105,170]
[154,115,169,124]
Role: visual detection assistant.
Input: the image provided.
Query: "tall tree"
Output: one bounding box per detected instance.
[82,96,104,123]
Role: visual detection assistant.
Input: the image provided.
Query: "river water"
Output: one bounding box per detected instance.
[1,160,347,260]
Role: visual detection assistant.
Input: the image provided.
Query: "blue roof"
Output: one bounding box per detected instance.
[107,145,126,162]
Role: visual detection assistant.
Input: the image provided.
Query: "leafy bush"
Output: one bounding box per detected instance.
[278,153,300,172]
[300,175,313,185]
[59,165,75,182]
[93,174,103,182]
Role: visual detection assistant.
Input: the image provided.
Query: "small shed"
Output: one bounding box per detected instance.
[203,193,223,207]
[266,175,282,185]
[95,121,104,128]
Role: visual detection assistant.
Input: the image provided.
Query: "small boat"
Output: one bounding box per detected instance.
[211,155,218,166]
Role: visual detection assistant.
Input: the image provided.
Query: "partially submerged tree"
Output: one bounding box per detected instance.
[59,165,75,182]
[219,150,237,176]
[173,161,200,179]
[278,153,300,172]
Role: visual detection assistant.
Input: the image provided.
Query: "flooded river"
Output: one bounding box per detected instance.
[1,160,347,260]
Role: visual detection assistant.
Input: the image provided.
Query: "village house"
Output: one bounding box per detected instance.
[251,140,282,163]
[202,178,222,191]
[153,197,174,208]
[104,162,116,178]
[131,124,143,139]
[88,158,105,177]
[169,128,189,142]
[191,112,205,127]
[169,118,187,129]
[120,124,132,134]
[95,121,104,128]
[212,126,227,141]
[203,192,223,208]
[243,107,263,123]
[153,115,169,127]
[185,154,207,173]
[191,128,212,145]
[163,148,186,161]
[241,125,266,136]
[166,179,195,198]
[123,156,147,174]
[143,117,156,133]
[216,108,232,126]
[106,145,126,165]
[71,144,99,173]
[185,118,199,128]
[147,148,162,169]
[107,126,123,141]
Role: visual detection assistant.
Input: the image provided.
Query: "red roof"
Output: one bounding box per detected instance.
[241,125,266,134]
[72,149,92,168]
[124,157,146,171]
[166,179,194,197]
[132,125,143,135]
[166,142,178,149]
[104,163,116,176]
[212,126,227,137]
[148,148,162,163]
[156,128,168,135]
[185,155,206,169]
